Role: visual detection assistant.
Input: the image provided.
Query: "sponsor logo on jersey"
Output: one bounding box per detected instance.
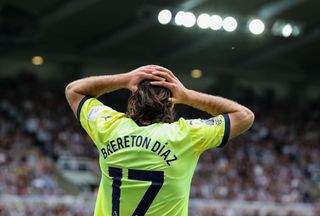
[87,106,108,121]
[200,119,214,126]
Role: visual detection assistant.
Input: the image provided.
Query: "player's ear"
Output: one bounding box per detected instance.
[130,86,137,95]
[168,97,176,106]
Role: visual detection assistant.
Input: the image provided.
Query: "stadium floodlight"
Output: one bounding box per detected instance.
[32,56,44,65]
[281,24,293,37]
[249,19,265,35]
[197,13,211,29]
[209,15,223,30]
[191,69,202,78]
[272,21,301,37]
[182,12,196,28]
[158,9,172,25]
[175,11,185,26]
[222,16,237,32]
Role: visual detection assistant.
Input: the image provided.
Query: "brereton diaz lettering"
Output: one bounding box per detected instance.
[100,135,178,166]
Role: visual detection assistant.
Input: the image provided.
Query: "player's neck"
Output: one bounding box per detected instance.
[138,119,153,126]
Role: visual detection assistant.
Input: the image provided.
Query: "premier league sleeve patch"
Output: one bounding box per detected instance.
[213,116,222,126]
[200,119,214,126]
[188,119,215,126]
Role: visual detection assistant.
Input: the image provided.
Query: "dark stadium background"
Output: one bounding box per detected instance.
[0,0,319,215]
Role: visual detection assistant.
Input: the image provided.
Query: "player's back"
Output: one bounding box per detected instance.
[79,97,229,216]
[96,117,199,216]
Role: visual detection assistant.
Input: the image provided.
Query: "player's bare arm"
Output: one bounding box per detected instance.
[65,65,165,116]
[151,68,255,140]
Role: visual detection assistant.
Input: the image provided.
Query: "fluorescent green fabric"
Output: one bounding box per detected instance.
[79,97,229,216]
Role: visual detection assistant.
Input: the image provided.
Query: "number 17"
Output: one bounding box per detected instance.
[109,167,164,216]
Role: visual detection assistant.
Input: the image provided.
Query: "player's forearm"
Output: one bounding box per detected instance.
[183,89,254,138]
[65,74,129,114]
[184,90,254,127]
[183,90,241,115]
[65,74,128,98]
[151,68,254,139]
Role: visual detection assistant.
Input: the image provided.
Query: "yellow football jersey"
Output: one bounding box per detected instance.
[78,97,230,216]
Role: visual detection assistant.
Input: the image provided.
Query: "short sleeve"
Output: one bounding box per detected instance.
[185,114,230,154]
[77,96,126,148]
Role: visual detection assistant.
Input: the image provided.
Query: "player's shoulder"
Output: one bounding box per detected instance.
[173,117,204,127]
[172,116,226,133]
[169,117,193,131]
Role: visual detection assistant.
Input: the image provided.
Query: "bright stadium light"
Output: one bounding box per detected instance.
[182,12,196,28]
[32,56,44,65]
[197,13,211,29]
[222,16,237,32]
[191,69,202,78]
[209,15,223,30]
[175,11,185,26]
[158,9,172,25]
[282,24,293,37]
[249,19,265,35]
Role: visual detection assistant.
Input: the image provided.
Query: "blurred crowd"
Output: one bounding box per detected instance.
[0,74,319,215]
[0,203,91,216]
[0,202,312,216]
[0,77,97,159]
[0,113,62,196]
[191,98,319,203]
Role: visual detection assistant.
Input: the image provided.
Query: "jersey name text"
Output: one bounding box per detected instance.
[100,135,178,166]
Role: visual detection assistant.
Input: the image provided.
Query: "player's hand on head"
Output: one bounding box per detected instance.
[150,68,188,104]
[126,65,165,93]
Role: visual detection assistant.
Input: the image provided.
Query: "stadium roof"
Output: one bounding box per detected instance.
[0,0,319,83]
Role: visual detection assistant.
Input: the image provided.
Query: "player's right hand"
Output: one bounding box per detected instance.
[150,67,188,104]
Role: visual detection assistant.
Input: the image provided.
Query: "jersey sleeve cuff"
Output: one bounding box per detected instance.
[76,96,91,120]
[218,114,230,148]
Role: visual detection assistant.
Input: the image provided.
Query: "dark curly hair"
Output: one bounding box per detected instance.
[127,80,175,123]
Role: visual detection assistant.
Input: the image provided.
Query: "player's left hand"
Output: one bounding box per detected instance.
[126,65,166,93]
[150,67,188,104]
